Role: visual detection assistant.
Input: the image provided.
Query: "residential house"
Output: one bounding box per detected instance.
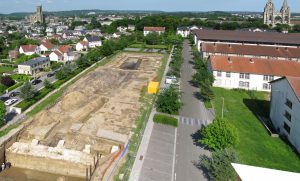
[76,41,89,51]
[112,32,122,39]
[19,45,40,56]
[83,36,102,48]
[40,42,55,54]
[128,25,136,31]
[209,56,300,92]
[49,45,73,62]
[270,76,300,153]
[18,57,50,75]
[143,27,166,36]
[177,26,199,37]
[117,26,128,32]
[49,50,63,62]
[62,30,78,40]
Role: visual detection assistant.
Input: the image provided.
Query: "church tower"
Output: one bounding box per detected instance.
[264,0,275,26]
[280,0,291,24]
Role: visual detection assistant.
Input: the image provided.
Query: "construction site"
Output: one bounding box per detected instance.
[2,52,164,181]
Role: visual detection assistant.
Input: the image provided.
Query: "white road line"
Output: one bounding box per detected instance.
[171,128,177,181]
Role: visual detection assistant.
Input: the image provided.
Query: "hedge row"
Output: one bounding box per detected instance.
[153,114,178,127]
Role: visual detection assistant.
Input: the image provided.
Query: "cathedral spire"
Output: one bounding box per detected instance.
[283,0,288,7]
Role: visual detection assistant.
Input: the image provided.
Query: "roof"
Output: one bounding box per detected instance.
[231,163,300,181]
[52,50,63,56]
[209,55,300,77]
[202,43,300,59]
[85,36,101,42]
[58,45,72,53]
[20,45,38,53]
[19,57,49,67]
[144,27,165,32]
[41,42,54,50]
[193,29,300,46]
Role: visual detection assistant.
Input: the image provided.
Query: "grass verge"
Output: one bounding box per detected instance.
[211,87,300,172]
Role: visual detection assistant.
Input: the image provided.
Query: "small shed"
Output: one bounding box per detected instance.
[148,81,159,94]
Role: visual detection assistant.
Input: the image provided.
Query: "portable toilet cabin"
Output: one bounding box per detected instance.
[148,81,159,94]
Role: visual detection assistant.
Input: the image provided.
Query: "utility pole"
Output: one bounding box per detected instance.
[221,97,224,119]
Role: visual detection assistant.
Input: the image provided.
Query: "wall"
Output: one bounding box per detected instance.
[270,79,300,153]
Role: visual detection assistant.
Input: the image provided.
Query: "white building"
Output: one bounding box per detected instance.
[83,36,102,48]
[270,76,300,153]
[40,42,54,53]
[19,45,40,56]
[209,56,300,92]
[49,50,63,62]
[18,57,50,75]
[143,27,165,36]
[177,26,199,38]
[76,41,88,51]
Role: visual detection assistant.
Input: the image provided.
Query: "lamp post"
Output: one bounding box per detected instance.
[221,97,224,119]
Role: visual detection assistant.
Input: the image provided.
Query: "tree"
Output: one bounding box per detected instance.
[199,118,239,150]
[1,76,15,87]
[55,65,73,80]
[199,148,238,181]
[0,101,6,126]
[156,86,182,114]
[20,82,36,100]
[76,56,91,69]
[43,79,54,90]
[145,33,161,45]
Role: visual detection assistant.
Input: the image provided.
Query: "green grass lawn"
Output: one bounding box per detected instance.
[0,66,15,74]
[211,87,300,172]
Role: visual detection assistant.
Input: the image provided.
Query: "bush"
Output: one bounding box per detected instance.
[55,65,73,80]
[0,84,7,94]
[10,74,31,82]
[156,86,182,114]
[199,118,239,150]
[43,79,54,90]
[19,82,36,100]
[200,148,238,181]
[1,76,15,87]
[7,82,23,92]
[153,114,178,127]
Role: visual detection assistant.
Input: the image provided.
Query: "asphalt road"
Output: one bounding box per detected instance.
[174,40,212,181]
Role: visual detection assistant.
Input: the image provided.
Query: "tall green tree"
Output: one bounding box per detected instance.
[156,86,182,114]
[200,148,238,181]
[20,82,36,100]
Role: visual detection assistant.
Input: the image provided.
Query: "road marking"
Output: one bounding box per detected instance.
[171,128,177,181]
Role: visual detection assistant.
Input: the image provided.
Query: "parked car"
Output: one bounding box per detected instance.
[47,73,54,77]
[31,79,42,85]
[0,97,10,102]
[4,98,18,106]
[9,91,20,98]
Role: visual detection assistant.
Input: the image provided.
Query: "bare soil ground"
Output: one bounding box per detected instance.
[19,52,163,155]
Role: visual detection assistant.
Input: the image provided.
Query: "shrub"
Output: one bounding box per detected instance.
[1,76,15,87]
[153,114,178,127]
[11,74,31,82]
[7,82,23,92]
[156,86,182,114]
[200,148,238,181]
[19,82,36,100]
[199,118,239,150]
[43,79,54,90]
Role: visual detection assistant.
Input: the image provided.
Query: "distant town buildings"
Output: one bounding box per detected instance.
[263,0,291,27]
[30,5,45,24]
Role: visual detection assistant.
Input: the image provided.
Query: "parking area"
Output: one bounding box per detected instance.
[139,124,176,181]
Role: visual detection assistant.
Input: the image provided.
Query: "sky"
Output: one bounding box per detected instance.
[0,0,299,14]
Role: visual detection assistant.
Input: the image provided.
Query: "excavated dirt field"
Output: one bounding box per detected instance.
[19,53,163,155]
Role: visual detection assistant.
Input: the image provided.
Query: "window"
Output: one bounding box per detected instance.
[244,82,249,88]
[226,72,231,78]
[239,81,244,87]
[217,71,222,77]
[245,73,250,79]
[263,75,268,81]
[263,75,274,81]
[269,75,274,81]
[239,81,250,88]
[285,99,293,109]
[263,83,271,90]
[284,111,292,122]
[283,122,290,134]
[239,73,245,79]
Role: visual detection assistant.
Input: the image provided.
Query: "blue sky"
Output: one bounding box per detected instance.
[0,0,299,14]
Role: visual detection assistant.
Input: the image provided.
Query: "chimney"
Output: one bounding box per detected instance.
[285,47,288,51]
[276,47,279,50]
[228,57,232,63]
[228,44,231,48]
[249,58,254,63]
[213,42,216,46]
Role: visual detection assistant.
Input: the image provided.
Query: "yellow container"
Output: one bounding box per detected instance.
[148,81,159,94]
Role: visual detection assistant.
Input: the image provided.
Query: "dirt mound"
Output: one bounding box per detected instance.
[61,91,87,111]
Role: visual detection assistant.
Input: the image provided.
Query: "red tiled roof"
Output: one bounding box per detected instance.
[193,29,300,46]
[202,43,300,59]
[41,42,54,50]
[58,45,72,53]
[20,45,37,52]
[144,27,166,32]
[53,50,62,56]
[210,56,300,77]
[286,76,300,101]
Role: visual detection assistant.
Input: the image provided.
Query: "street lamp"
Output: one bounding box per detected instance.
[221,97,224,119]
